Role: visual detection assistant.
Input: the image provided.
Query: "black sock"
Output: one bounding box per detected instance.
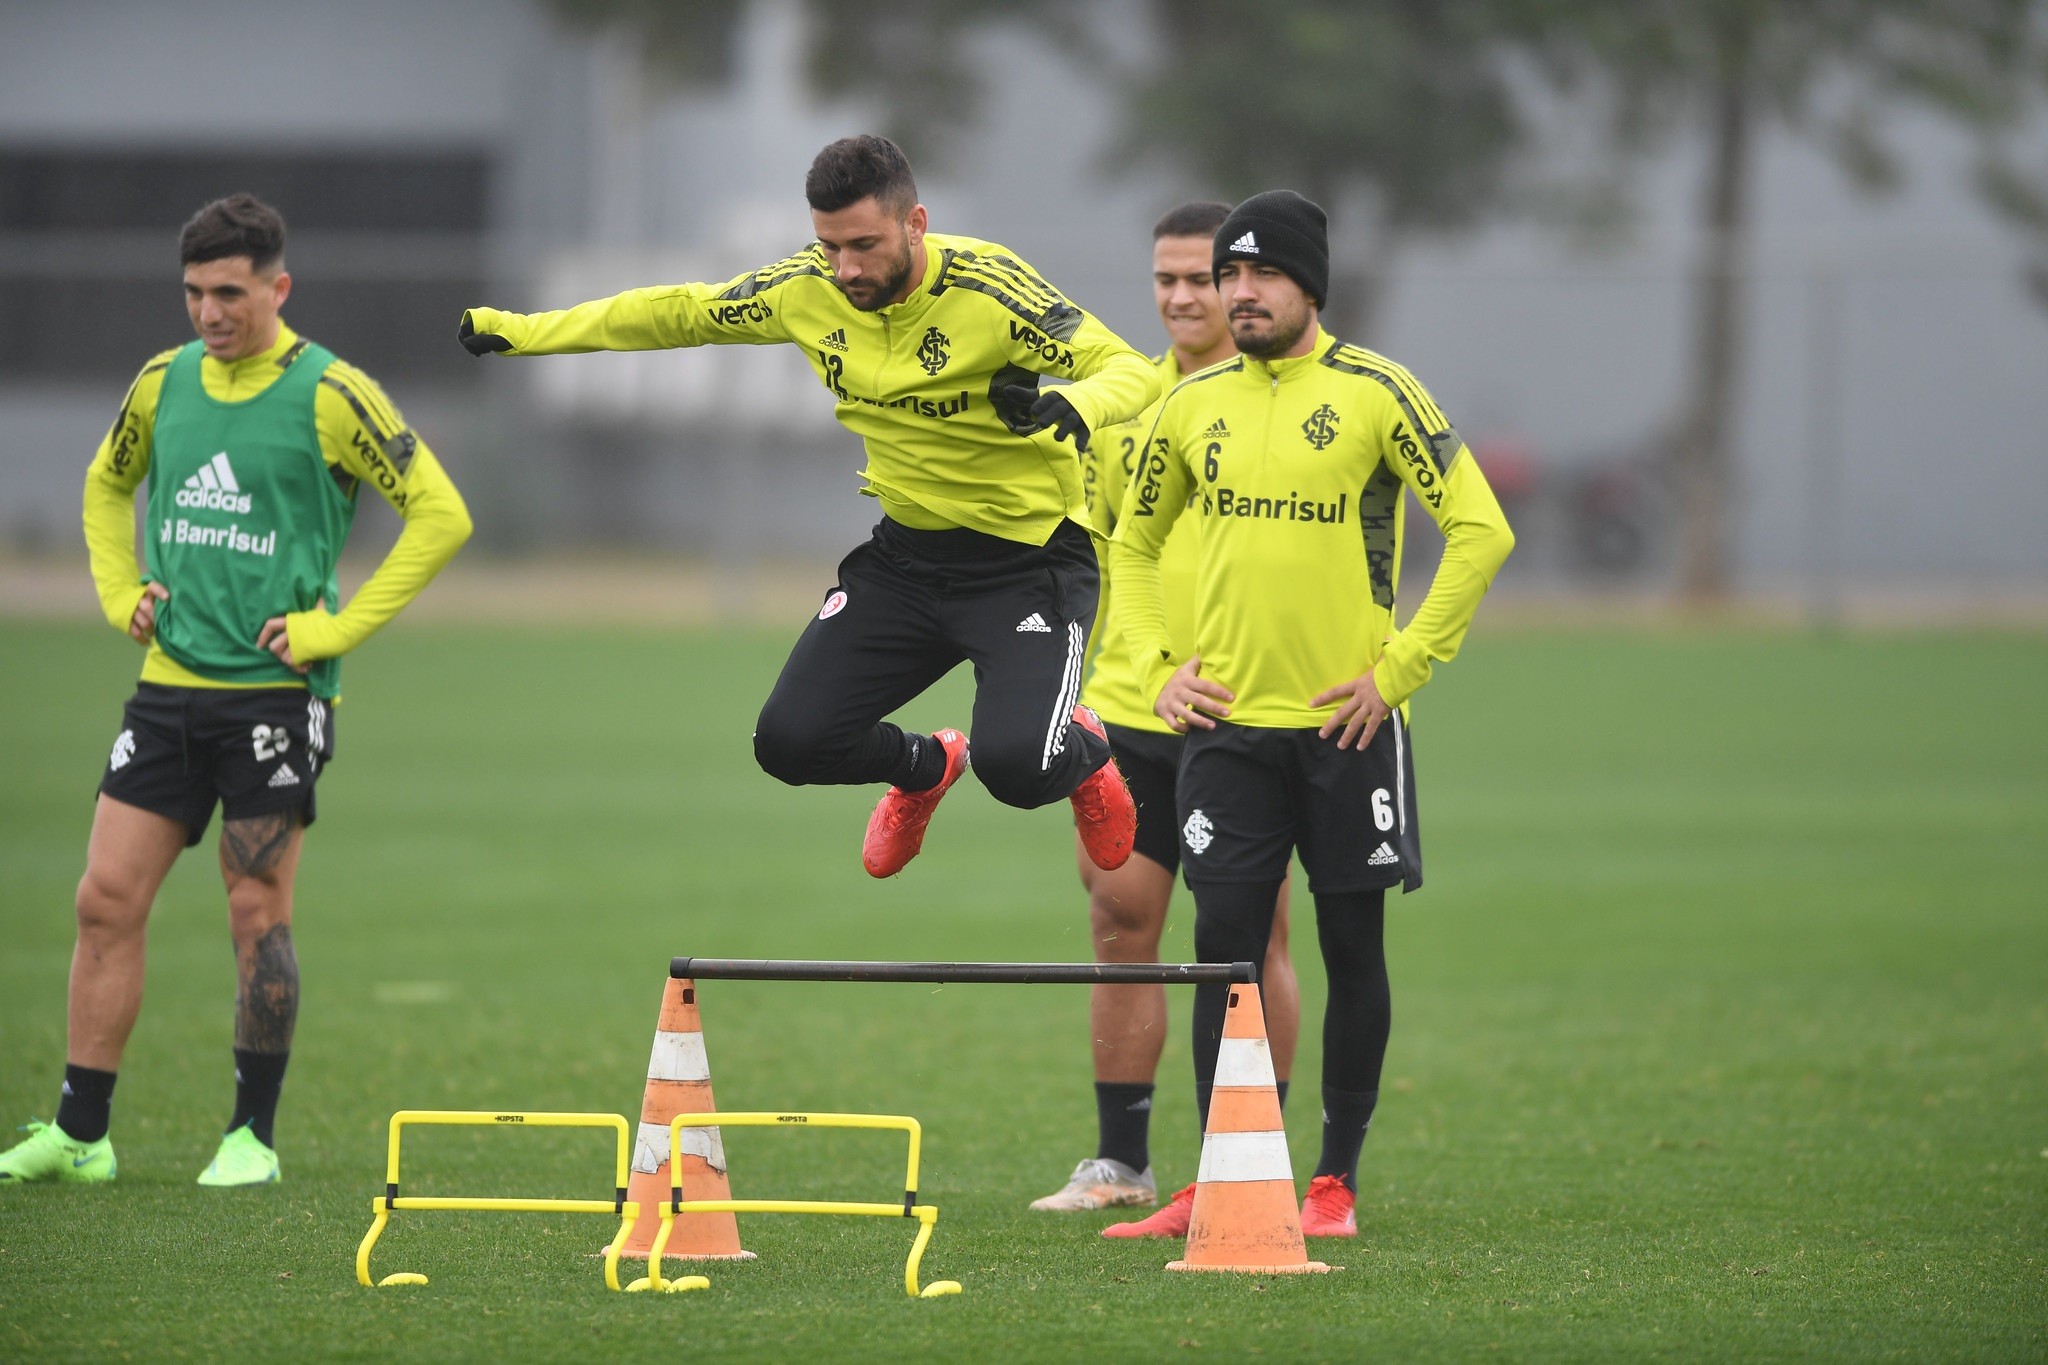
[1093,1082,1154,1172]
[56,1064,118,1144]
[229,1049,289,1148]
[1314,1085,1379,1191]
[1276,1079,1289,1111]
[884,730,948,792]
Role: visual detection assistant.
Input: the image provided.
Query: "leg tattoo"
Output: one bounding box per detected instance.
[235,922,299,1053]
[220,808,301,878]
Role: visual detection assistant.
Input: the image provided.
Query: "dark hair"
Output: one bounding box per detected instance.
[179,194,286,270]
[1153,201,1232,241]
[805,135,918,216]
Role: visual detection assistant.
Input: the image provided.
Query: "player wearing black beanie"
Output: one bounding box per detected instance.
[1106,185,1515,1246]
[1212,190,1329,308]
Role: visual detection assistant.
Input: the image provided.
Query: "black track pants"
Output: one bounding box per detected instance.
[1189,881,1390,1130]
[753,516,1110,808]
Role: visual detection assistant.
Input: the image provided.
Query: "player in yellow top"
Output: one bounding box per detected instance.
[0,195,471,1190]
[1031,203,1301,1214]
[459,135,1151,877]
[1104,191,1513,1241]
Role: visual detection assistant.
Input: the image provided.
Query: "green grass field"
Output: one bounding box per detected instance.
[1,617,2042,1361]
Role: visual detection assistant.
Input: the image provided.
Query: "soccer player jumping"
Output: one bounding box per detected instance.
[1104,191,1514,1239]
[459,135,1149,875]
[1,195,472,1188]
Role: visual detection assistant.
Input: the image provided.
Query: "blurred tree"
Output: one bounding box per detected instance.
[1522,0,2048,599]
[548,0,749,85]
[1098,0,1528,340]
[545,0,1538,339]
[546,0,1044,160]
[801,0,1062,157]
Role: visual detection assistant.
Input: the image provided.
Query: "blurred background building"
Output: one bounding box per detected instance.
[3,0,2045,616]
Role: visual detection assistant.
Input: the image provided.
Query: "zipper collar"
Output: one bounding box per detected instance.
[200,323,302,401]
[1241,327,1336,390]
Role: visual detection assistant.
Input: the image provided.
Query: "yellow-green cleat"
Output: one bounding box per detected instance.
[0,1120,117,1184]
[197,1124,280,1187]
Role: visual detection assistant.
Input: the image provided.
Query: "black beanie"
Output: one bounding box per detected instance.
[1212,190,1329,308]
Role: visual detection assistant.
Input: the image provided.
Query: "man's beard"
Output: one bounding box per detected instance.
[839,244,915,313]
[1230,306,1311,360]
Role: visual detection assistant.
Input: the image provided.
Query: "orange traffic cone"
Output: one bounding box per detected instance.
[1166,982,1331,1274]
[617,977,754,1262]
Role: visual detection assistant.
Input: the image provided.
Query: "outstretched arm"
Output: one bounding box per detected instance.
[459,250,822,356]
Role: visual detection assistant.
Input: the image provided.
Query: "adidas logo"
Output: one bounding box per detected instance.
[817,328,849,352]
[267,765,300,788]
[1202,418,1230,439]
[1367,842,1399,867]
[175,451,252,513]
[1015,612,1052,633]
[1229,230,1258,254]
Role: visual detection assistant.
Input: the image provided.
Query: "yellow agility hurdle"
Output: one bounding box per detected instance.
[355,1110,642,1291]
[629,1112,962,1299]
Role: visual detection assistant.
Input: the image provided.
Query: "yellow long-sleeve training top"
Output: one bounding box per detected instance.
[82,324,473,690]
[1109,329,1514,727]
[1080,350,1202,733]
[461,231,1160,545]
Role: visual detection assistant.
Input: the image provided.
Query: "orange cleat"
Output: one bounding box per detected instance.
[1068,705,1135,870]
[1100,1182,1196,1239]
[862,729,970,877]
[1299,1174,1357,1237]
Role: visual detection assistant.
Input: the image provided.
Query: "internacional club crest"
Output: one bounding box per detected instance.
[1182,808,1215,855]
[1301,402,1340,451]
[916,326,951,376]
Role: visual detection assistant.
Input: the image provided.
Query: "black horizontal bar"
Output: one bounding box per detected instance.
[670,958,1255,984]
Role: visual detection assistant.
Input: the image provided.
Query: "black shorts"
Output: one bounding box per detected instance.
[1176,713,1421,894]
[754,517,1109,809]
[98,683,334,846]
[1103,720,1185,875]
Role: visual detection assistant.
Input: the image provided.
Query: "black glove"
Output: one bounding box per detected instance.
[999,385,1090,451]
[458,311,512,356]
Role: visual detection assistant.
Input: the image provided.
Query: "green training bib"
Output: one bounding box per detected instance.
[144,339,354,698]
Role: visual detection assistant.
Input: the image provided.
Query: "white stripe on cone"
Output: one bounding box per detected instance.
[1194,1129,1293,1184]
[634,1120,728,1176]
[646,1029,711,1082]
[1213,1036,1277,1089]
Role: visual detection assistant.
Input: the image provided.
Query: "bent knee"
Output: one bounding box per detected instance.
[968,744,1062,810]
[1089,885,1165,945]
[752,712,834,787]
[74,871,150,937]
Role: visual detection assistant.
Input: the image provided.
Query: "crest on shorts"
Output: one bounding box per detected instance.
[109,729,136,772]
[1182,808,1215,855]
[916,326,951,376]
[818,589,849,620]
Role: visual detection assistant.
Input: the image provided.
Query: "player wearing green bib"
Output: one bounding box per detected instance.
[1105,191,1513,1241]
[1032,203,1300,1215]
[0,195,472,1189]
